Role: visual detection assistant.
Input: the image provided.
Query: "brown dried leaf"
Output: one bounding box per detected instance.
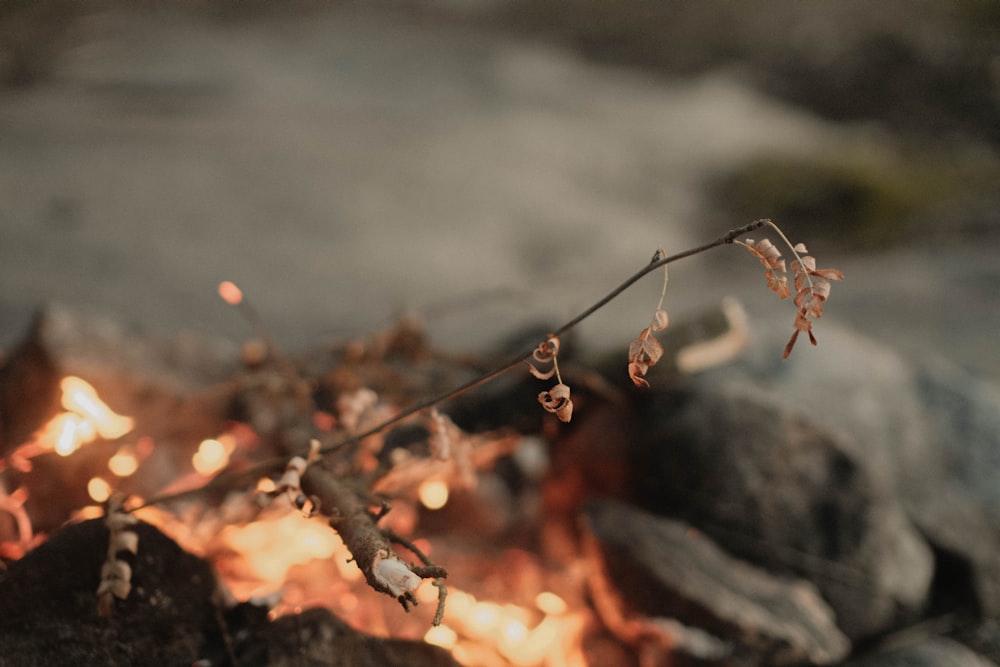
[768,272,791,299]
[651,309,670,332]
[628,361,651,388]
[538,383,573,422]
[812,268,845,281]
[783,330,800,359]
[532,336,560,364]
[629,330,663,366]
[527,362,556,381]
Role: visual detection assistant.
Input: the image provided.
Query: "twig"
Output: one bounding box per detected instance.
[134,221,769,510]
[384,529,449,626]
[316,219,767,455]
[299,463,437,610]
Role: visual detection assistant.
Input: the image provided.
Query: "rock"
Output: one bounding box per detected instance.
[843,637,998,667]
[583,498,850,665]
[0,517,459,667]
[914,357,1000,512]
[0,518,222,665]
[630,378,934,640]
[237,606,459,667]
[693,322,1000,619]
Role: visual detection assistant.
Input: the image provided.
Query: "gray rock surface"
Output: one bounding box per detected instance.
[844,637,998,667]
[584,498,851,665]
[692,322,1000,619]
[631,378,935,640]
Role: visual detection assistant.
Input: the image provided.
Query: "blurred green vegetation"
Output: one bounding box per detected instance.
[708,146,1000,250]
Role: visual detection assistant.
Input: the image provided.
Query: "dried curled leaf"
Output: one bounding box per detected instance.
[651,308,669,332]
[782,244,843,358]
[628,327,665,387]
[527,363,556,380]
[528,335,561,380]
[532,336,560,364]
[538,383,573,423]
[98,497,139,617]
[742,238,791,299]
[628,361,651,388]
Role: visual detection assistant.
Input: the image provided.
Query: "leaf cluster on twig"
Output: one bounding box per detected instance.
[735,219,844,358]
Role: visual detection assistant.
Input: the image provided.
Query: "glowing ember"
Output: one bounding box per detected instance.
[428,586,588,667]
[534,591,567,616]
[52,413,95,456]
[220,511,348,586]
[218,280,244,305]
[87,477,112,503]
[424,624,458,650]
[60,376,134,440]
[21,376,135,459]
[192,437,235,476]
[417,479,449,510]
[108,445,139,477]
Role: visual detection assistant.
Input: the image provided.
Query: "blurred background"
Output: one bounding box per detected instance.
[1,0,998,377]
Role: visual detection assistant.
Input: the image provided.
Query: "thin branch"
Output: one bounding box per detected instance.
[134,220,769,511]
[317,219,767,455]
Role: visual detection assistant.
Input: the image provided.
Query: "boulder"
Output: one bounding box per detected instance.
[843,637,998,667]
[584,498,850,665]
[0,517,459,666]
[630,378,934,639]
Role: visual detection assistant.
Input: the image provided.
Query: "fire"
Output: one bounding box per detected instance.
[23,376,134,458]
[218,280,244,305]
[218,510,356,593]
[108,445,139,477]
[87,477,112,503]
[424,624,458,650]
[429,587,588,667]
[192,436,236,476]
[418,479,449,510]
[60,376,134,440]
[51,413,96,456]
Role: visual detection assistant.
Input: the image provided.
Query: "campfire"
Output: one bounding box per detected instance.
[0,303,616,666]
[3,222,994,666]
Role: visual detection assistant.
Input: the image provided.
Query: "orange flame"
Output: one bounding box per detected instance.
[418,479,450,510]
[108,445,140,477]
[428,587,588,667]
[21,376,134,458]
[218,280,244,305]
[87,477,112,503]
[60,377,134,440]
[192,436,235,476]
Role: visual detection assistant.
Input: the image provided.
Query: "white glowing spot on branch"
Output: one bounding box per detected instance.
[418,479,449,510]
[88,477,112,503]
[372,550,421,598]
[218,280,243,305]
